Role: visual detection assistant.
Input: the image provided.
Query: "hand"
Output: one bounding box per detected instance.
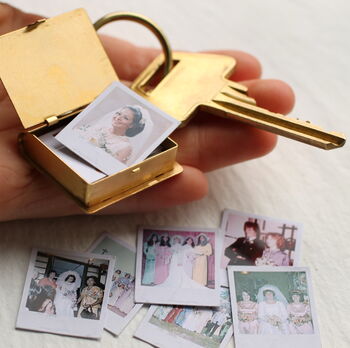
[0,4,294,221]
[236,256,247,260]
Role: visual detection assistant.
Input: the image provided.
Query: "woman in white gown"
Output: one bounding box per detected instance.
[75,105,152,165]
[157,236,202,289]
[55,270,81,317]
[257,285,289,335]
[182,237,196,278]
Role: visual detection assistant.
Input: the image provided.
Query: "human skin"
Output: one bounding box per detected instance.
[265,291,276,303]
[266,235,278,249]
[0,4,295,221]
[112,108,135,135]
[242,291,250,302]
[245,227,257,240]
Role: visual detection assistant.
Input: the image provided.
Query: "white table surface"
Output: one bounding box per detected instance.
[1,1,349,347]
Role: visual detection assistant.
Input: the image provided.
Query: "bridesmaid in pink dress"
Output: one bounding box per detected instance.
[237,291,259,334]
[287,291,314,334]
[154,235,172,285]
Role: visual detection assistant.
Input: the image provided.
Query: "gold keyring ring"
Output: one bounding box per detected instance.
[94,12,173,77]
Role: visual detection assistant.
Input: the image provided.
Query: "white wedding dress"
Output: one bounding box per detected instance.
[157,243,203,289]
[54,271,81,318]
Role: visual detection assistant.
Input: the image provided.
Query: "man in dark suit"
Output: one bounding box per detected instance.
[224,221,265,265]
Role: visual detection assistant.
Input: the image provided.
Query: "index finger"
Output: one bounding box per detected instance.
[100,35,262,82]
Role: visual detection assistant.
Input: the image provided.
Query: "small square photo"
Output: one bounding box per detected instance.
[16,248,115,338]
[220,210,302,285]
[134,287,233,348]
[88,233,143,336]
[135,227,221,306]
[227,267,321,348]
[56,81,180,175]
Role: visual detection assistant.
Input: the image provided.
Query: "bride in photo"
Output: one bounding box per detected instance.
[257,284,289,335]
[157,235,203,289]
[75,105,152,165]
[55,270,81,317]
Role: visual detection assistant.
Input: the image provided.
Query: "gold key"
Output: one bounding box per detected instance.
[132,52,345,150]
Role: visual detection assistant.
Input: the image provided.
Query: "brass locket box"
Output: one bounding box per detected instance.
[0,9,182,213]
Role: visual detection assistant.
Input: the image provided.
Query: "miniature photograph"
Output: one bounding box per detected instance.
[220,210,302,285]
[135,227,220,306]
[16,248,115,338]
[227,267,321,348]
[56,81,180,175]
[134,287,233,348]
[88,233,143,336]
[40,128,106,183]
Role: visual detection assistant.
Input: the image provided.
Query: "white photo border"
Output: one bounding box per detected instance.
[220,209,303,286]
[227,266,321,348]
[134,300,233,348]
[135,226,221,307]
[16,248,115,339]
[87,233,143,336]
[56,81,180,175]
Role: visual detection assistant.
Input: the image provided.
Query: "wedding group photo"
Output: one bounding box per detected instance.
[135,227,220,306]
[16,248,115,338]
[141,229,216,289]
[135,287,233,348]
[108,269,136,318]
[87,233,143,336]
[229,269,316,336]
[25,251,109,320]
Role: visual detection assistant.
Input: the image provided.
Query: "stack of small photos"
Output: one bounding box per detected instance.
[40,81,180,182]
[16,209,322,347]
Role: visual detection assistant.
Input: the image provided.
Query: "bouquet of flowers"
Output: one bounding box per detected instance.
[255,257,276,266]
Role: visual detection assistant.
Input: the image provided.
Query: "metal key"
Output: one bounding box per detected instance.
[131,52,345,149]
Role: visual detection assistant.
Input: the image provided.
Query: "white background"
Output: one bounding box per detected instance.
[0,1,349,347]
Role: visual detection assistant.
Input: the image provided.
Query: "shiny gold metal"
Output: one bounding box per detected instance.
[0,8,182,213]
[0,8,117,129]
[132,52,346,150]
[94,12,173,77]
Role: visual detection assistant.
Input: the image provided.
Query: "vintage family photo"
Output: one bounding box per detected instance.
[220,210,302,284]
[228,267,321,348]
[88,234,143,336]
[134,287,233,348]
[135,227,220,306]
[16,248,115,338]
[40,128,106,183]
[56,81,180,175]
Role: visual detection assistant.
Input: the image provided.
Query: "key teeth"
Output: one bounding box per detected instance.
[226,80,249,93]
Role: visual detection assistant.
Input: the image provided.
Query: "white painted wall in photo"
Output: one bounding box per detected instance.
[227,266,321,348]
[87,233,143,336]
[16,248,115,339]
[135,226,221,306]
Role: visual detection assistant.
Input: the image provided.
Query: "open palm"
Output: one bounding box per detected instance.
[0,4,294,221]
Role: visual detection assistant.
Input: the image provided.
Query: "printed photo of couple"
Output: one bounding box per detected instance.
[221,210,302,270]
[141,230,215,289]
[56,82,179,175]
[26,252,108,320]
[231,270,314,335]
